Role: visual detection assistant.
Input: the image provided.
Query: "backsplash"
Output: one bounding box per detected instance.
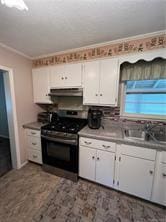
[33,34,166,68]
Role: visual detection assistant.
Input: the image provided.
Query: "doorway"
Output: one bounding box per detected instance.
[0,71,12,176]
[0,66,20,176]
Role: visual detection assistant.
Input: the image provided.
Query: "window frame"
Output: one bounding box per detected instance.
[120,81,166,121]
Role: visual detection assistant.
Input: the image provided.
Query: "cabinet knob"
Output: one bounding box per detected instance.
[97,157,100,160]
[149,170,153,175]
[33,155,37,159]
[92,156,95,159]
[102,145,110,149]
[65,77,67,80]
[84,141,92,145]
[100,94,103,96]
[96,94,98,96]
[162,173,166,177]
[61,77,64,80]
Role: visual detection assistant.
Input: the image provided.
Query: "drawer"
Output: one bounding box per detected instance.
[121,144,156,161]
[80,137,99,149]
[27,136,41,151]
[79,137,116,153]
[161,151,166,164]
[28,149,42,164]
[27,129,40,137]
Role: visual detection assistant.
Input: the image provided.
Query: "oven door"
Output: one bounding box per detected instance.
[41,136,78,173]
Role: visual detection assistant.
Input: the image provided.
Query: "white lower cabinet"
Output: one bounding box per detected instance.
[79,137,116,188]
[26,129,42,164]
[118,155,155,200]
[96,150,115,187]
[152,151,166,206]
[79,146,96,181]
[79,137,166,205]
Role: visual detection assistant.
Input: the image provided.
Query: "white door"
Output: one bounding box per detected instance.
[96,150,115,187]
[152,163,166,206]
[83,61,100,105]
[79,146,96,181]
[65,63,82,87]
[118,155,155,200]
[99,58,119,106]
[32,67,52,103]
[49,65,65,88]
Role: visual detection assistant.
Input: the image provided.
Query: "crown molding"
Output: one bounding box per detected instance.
[32,30,166,60]
[0,42,32,59]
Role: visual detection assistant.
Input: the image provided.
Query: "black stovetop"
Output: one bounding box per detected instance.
[42,117,87,134]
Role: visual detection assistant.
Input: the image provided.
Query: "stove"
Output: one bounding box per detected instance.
[41,111,87,181]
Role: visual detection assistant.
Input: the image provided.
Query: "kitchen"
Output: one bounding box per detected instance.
[0,1,166,222]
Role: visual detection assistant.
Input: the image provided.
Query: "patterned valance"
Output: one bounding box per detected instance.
[120,58,166,81]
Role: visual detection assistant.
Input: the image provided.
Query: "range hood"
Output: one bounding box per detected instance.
[49,88,83,97]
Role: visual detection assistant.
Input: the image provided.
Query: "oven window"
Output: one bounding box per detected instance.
[46,142,70,162]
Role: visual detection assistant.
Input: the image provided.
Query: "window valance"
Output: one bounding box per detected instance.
[120,58,166,81]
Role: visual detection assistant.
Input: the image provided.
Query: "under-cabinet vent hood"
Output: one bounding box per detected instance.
[49,88,83,97]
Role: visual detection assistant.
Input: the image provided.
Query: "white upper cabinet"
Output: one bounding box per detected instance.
[32,67,52,104]
[50,63,82,88]
[99,58,119,105]
[83,61,100,104]
[83,58,119,106]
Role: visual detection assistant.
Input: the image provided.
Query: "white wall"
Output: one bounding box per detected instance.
[0,45,40,165]
[0,72,9,138]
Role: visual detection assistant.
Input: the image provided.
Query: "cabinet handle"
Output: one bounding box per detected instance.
[149,170,153,175]
[92,156,95,160]
[96,94,98,96]
[97,157,100,160]
[100,94,103,96]
[102,145,110,149]
[84,141,92,145]
[32,143,37,146]
[31,132,36,135]
[162,173,166,177]
[119,157,121,162]
[33,155,37,159]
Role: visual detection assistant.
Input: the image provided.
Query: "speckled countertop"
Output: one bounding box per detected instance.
[23,122,46,130]
[79,120,166,151]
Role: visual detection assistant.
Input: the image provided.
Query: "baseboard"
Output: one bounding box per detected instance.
[20,161,28,168]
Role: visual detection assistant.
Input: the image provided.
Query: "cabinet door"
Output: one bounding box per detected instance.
[96,150,115,187]
[152,163,166,206]
[99,58,119,106]
[118,155,155,200]
[79,146,96,181]
[32,67,52,103]
[65,63,82,87]
[83,61,100,105]
[50,65,65,88]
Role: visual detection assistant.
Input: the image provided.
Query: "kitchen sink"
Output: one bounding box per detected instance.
[123,128,166,145]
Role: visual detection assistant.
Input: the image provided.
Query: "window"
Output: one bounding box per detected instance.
[121,79,166,119]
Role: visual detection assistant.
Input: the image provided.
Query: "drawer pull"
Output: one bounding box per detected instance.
[84,141,92,145]
[33,155,38,159]
[102,145,110,149]
[31,132,36,135]
[149,170,153,175]
[162,173,166,177]
[32,143,37,146]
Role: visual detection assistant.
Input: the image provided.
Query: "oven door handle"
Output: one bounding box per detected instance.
[41,135,77,146]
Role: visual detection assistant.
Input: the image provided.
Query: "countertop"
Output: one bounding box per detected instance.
[23,122,46,130]
[79,121,166,151]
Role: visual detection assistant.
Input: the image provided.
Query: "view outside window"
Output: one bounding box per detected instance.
[124,80,166,116]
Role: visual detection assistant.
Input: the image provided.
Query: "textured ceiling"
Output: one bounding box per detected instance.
[0,0,165,58]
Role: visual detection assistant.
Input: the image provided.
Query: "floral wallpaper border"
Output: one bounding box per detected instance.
[33,34,166,68]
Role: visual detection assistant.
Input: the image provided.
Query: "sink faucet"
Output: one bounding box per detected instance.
[143,122,158,142]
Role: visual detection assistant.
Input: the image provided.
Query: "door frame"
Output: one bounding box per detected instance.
[0,65,21,169]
